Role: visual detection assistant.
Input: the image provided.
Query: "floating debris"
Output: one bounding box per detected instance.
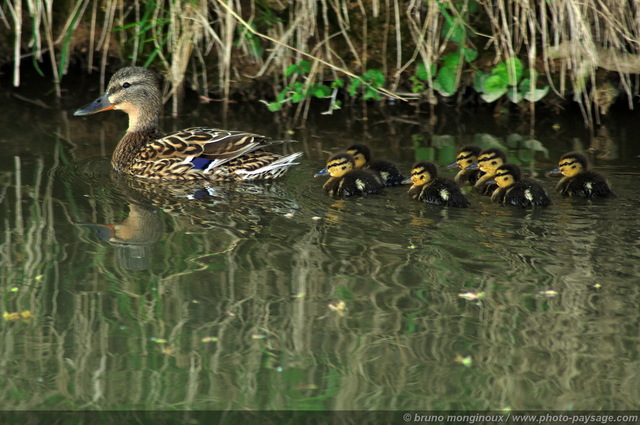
[3,310,32,322]
[328,300,346,315]
[538,290,558,297]
[150,337,168,344]
[458,292,485,301]
[454,355,473,367]
[201,336,219,343]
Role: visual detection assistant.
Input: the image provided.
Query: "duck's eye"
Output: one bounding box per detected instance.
[122,82,132,88]
[491,160,497,165]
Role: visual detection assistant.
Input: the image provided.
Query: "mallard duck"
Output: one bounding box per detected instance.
[345,144,405,186]
[548,152,614,198]
[467,147,507,195]
[491,163,551,207]
[74,66,302,180]
[402,161,470,207]
[315,153,384,197]
[447,145,483,185]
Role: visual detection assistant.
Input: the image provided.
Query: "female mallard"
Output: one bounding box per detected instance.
[548,152,614,198]
[491,163,551,207]
[467,147,507,195]
[74,66,302,180]
[403,161,470,208]
[447,145,483,186]
[345,144,405,186]
[315,153,384,197]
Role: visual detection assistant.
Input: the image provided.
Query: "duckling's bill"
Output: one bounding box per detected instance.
[314,168,329,177]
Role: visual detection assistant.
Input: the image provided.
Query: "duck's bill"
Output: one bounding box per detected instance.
[447,161,460,169]
[314,168,329,177]
[547,168,562,176]
[401,177,412,185]
[464,163,479,170]
[74,93,115,116]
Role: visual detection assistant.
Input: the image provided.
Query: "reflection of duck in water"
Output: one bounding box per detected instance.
[467,148,507,195]
[490,164,551,207]
[81,203,163,271]
[548,152,614,198]
[74,66,302,180]
[315,153,384,197]
[345,144,405,186]
[447,145,482,186]
[403,161,470,207]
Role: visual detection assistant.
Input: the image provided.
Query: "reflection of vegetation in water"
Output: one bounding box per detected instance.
[2,125,639,411]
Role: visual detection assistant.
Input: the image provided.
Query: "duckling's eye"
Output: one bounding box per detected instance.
[122,82,132,88]
[491,160,497,165]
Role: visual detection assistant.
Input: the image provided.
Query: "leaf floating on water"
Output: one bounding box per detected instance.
[311,216,322,221]
[539,290,558,297]
[201,336,219,343]
[252,334,267,340]
[284,213,295,218]
[150,337,168,344]
[593,282,602,289]
[454,355,473,367]
[3,310,32,322]
[458,292,485,301]
[328,300,346,315]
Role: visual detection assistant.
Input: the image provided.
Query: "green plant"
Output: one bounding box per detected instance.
[473,57,549,103]
[263,60,343,113]
[347,69,385,100]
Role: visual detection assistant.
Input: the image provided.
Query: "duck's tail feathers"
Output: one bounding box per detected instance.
[235,152,303,180]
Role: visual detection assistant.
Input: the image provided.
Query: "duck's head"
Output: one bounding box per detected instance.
[473,148,507,174]
[74,67,162,132]
[346,144,372,168]
[448,145,481,169]
[402,161,438,187]
[493,163,522,188]
[316,153,356,178]
[548,152,588,177]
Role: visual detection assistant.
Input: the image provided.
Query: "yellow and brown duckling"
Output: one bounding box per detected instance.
[548,152,614,198]
[315,153,384,197]
[74,66,302,180]
[346,144,405,186]
[447,145,483,186]
[491,163,551,207]
[467,147,507,195]
[403,161,470,208]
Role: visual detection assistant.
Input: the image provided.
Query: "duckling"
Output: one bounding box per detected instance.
[469,147,507,195]
[403,161,470,208]
[74,66,302,180]
[346,144,405,186]
[491,163,551,207]
[447,145,483,185]
[548,152,614,198]
[315,153,384,197]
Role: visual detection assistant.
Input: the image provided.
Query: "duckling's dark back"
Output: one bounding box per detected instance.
[324,169,384,197]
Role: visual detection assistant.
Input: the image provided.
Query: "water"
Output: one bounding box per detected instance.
[1,76,640,417]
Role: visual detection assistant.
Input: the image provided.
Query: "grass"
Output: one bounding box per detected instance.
[2,0,640,126]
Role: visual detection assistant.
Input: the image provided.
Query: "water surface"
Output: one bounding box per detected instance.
[1,77,639,416]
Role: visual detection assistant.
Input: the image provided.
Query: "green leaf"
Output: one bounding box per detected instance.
[331,79,344,88]
[500,57,524,86]
[462,47,478,62]
[284,64,299,77]
[416,61,436,81]
[507,87,524,103]
[523,86,549,102]
[267,102,282,112]
[436,66,458,96]
[483,74,508,93]
[442,15,467,44]
[480,87,508,103]
[298,60,311,74]
[312,85,331,98]
[473,72,488,92]
[443,52,461,68]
